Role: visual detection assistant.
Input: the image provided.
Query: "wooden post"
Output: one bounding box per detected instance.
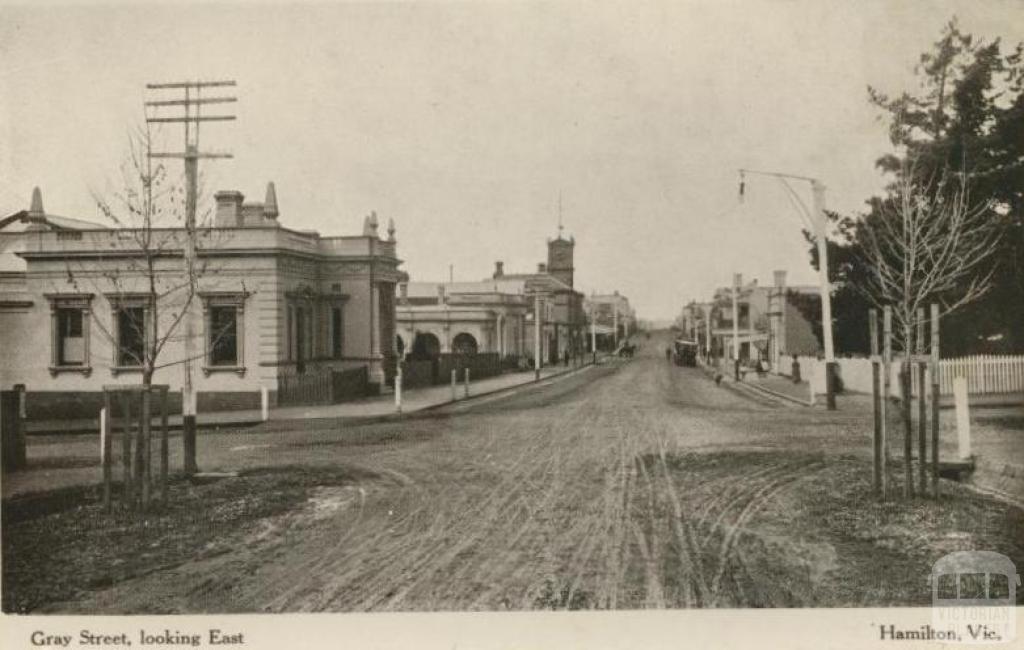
[882,306,892,499]
[395,364,403,414]
[133,390,146,509]
[451,369,457,401]
[902,361,913,498]
[464,367,470,398]
[160,387,169,504]
[953,376,971,460]
[869,309,882,495]
[102,393,112,513]
[917,308,927,495]
[140,388,152,510]
[930,303,940,498]
[121,392,133,505]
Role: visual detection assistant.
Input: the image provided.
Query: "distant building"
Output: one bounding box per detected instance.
[706,270,822,366]
[584,291,634,351]
[396,280,530,361]
[395,231,586,367]
[677,300,713,349]
[0,185,404,419]
[488,233,587,364]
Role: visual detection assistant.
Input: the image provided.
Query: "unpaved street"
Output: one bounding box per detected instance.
[29,336,1024,613]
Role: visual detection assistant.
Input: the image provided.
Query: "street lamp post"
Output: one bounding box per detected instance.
[590,302,597,364]
[739,168,837,409]
[732,273,741,381]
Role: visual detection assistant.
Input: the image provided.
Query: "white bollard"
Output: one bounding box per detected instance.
[808,380,816,406]
[953,376,971,460]
[395,367,403,414]
[464,367,470,398]
[260,386,269,422]
[99,407,107,465]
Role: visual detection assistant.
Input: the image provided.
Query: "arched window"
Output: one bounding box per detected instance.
[411,332,441,359]
[452,332,478,355]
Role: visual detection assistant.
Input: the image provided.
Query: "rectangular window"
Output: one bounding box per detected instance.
[331,307,343,359]
[57,307,85,365]
[48,294,93,374]
[209,306,238,366]
[201,293,247,373]
[117,306,146,367]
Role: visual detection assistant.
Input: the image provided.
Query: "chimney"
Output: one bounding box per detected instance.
[215,191,245,226]
[774,270,787,288]
[437,284,446,304]
[493,261,504,278]
[733,273,743,288]
[263,182,279,220]
[399,282,408,304]
[537,262,547,273]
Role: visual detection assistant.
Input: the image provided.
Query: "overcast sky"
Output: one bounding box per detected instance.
[1,1,1020,321]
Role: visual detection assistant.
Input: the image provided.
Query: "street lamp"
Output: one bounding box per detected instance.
[738,168,837,410]
[733,272,742,381]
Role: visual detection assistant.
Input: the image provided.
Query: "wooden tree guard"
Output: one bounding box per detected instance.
[917,307,927,495]
[902,328,914,498]
[869,309,884,497]
[882,306,893,498]
[102,391,113,512]
[930,303,940,498]
[102,385,170,513]
[160,387,169,503]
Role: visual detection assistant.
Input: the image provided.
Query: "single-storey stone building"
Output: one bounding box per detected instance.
[0,185,404,419]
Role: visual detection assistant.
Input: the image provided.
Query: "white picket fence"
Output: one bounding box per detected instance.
[777,353,1024,398]
[938,355,1024,396]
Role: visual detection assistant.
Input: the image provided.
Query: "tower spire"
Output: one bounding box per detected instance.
[557,190,564,238]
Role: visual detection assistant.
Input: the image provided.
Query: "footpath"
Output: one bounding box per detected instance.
[5,358,606,499]
[700,358,1024,507]
[25,361,598,435]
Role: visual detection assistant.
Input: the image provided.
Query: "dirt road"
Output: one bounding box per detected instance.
[32,336,1024,613]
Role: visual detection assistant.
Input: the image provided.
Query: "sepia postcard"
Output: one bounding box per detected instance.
[1,1,1022,648]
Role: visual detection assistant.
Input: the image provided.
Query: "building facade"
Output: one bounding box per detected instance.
[396,280,530,362]
[394,233,586,367]
[490,234,587,364]
[584,291,635,351]
[0,185,404,418]
[705,270,822,367]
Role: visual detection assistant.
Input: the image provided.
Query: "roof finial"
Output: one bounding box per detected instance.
[387,217,396,242]
[29,187,44,217]
[263,182,279,219]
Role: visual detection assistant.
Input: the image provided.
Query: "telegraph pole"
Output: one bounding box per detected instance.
[145,80,236,475]
[534,294,543,379]
[590,301,597,364]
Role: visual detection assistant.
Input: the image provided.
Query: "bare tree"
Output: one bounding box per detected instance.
[56,125,236,508]
[854,159,1000,496]
[856,161,999,354]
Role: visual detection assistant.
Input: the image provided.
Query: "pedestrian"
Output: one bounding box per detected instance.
[665,346,672,362]
[563,349,570,366]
